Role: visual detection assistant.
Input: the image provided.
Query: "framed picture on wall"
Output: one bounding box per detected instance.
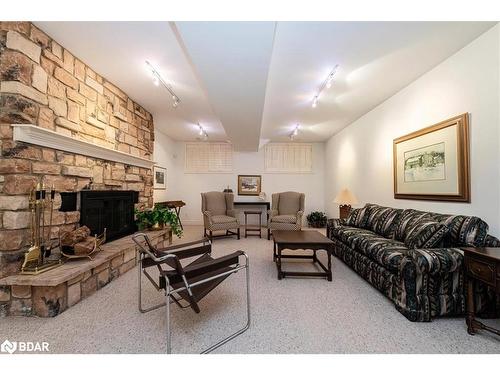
[393,113,470,202]
[153,166,167,190]
[237,175,262,196]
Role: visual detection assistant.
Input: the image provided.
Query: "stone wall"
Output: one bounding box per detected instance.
[0,22,155,278]
[0,229,171,317]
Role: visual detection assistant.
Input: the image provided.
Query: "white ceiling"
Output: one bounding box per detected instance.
[261,21,496,142]
[36,21,496,150]
[175,22,276,151]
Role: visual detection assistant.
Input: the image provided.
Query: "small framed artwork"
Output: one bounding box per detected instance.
[153,166,167,190]
[393,113,470,202]
[238,175,262,196]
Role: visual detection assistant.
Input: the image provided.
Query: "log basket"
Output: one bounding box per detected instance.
[61,228,107,260]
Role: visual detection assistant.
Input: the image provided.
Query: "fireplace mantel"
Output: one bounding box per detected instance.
[12,124,156,169]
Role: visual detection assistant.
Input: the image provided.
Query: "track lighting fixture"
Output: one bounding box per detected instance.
[311,64,339,108]
[198,123,208,139]
[289,124,300,140]
[145,60,181,108]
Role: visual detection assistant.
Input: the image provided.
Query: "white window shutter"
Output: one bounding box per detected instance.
[265,143,312,173]
[185,142,233,173]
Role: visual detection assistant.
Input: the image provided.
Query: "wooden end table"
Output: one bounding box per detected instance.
[272,230,333,281]
[462,247,500,337]
[155,200,186,229]
[244,210,262,238]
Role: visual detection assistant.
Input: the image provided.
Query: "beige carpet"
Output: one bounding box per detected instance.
[1,225,499,354]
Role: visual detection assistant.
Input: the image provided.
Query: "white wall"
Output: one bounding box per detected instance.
[325,25,500,236]
[154,136,326,225]
[153,130,181,203]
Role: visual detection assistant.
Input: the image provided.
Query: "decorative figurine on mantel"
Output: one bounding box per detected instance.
[21,182,62,275]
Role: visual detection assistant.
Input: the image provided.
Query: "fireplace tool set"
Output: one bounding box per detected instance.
[21,183,62,275]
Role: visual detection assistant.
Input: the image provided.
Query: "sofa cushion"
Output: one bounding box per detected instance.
[394,209,431,242]
[404,219,449,249]
[427,214,489,247]
[211,215,238,224]
[397,210,489,247]
[345,205,371,228]
[330,225,377,247]
[331,226,409,272]
[272,214,297,223]
[364,204,403,238]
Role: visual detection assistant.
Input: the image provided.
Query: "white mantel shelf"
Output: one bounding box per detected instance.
[12,124,155,169]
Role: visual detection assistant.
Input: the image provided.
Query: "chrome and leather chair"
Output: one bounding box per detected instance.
[132,234,250,354]
[201,192,240,240]
[267,191,305,240]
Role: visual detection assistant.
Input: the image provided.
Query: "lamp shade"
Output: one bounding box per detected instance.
[334,188,358,205]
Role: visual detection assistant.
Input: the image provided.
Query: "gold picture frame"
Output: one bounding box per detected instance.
[393,113,470,202]
[237,175,262,196]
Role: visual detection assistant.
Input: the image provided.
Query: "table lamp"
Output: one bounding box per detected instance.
[334,188,358,219]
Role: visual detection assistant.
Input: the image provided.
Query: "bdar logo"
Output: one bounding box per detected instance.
[1,340,17,354]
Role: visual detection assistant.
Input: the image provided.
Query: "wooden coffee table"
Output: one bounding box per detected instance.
[272,230,333,281]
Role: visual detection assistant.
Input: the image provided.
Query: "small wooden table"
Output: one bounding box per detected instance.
[234,201,270,222]
[462,247,500,337]
[244,210,262,238]
[272,230,333,281]
[155,200,186,229]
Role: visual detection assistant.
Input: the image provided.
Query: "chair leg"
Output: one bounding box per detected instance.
[138,256,166,314]
[237,227,240,240]
[209,231,213,240]
[166,291,172,354]
[201,254,251,354]
[268,228,271,240]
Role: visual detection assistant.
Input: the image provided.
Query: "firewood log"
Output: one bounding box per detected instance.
[60,226,91,246]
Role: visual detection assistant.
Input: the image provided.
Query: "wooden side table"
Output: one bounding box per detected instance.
[244,210,262,238]
[462,247,500,336]
[155,200,186,229]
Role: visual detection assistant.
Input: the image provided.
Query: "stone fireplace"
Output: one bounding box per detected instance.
[0,21,162,316]
[0,21,155,276]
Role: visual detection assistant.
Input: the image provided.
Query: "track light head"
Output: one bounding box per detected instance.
[311,64,339,108]
[146,60,181,108]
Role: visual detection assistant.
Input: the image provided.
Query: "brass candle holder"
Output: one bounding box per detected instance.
[21,182,62,275]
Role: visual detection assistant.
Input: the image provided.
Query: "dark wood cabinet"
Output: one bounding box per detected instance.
[462,247,500,336]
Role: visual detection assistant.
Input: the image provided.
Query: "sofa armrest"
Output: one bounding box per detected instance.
[406,248,464,275]
[202,210,213,224]
[296,210,304,221]
[484,234,500,247]
[327,218,345,229]
[326,218,345,240]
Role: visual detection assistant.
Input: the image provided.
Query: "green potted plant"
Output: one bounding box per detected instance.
[306,211,327,228]
[135,206,183,237]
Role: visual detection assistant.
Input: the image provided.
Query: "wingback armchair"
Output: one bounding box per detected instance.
[268,191,305,240]
[201,192,240,240]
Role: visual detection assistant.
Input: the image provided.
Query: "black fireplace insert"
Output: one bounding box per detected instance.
[79,190,138,241]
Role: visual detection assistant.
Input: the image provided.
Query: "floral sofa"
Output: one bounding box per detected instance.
[327,203,500,322]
